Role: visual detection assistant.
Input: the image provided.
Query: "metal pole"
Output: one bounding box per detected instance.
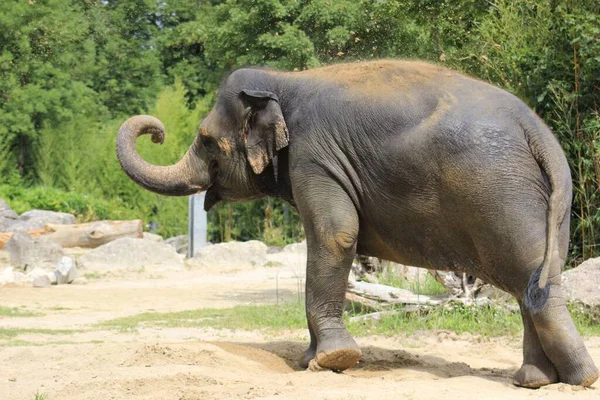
[188,192,207,258]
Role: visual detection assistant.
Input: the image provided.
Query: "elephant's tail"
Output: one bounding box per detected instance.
[523,116,572,314]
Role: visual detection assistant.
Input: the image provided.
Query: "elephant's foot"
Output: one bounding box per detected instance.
[300,331,361,372]
[314,333,361,372]
[299,344,316,369]
[556,355,599,387]
[513,363,558,388]
[316,346,361,372]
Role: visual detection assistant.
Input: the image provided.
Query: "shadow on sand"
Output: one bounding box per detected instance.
[215,339,516,385]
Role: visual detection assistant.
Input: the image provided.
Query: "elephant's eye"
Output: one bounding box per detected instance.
[201,136,219,153]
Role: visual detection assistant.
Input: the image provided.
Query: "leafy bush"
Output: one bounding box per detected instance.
[0,184,135,222]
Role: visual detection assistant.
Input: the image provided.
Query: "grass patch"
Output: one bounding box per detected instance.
[83,272,104,280]
[569,303,600,337]
[376,264,447,296]
[47,306,72,311]
[0,328,78,340]
[33,391,48,400]
[96,300,600,338]
[347,305,522,337]
[0,306,41,317]
[97,302,307,332]
[2,339,104,347]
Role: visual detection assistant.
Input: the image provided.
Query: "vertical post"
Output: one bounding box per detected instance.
[188,192,207,258]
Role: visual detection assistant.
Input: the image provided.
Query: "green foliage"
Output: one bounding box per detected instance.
[0,184,134,222]
[1,0,599,257]
[209,198,303,245]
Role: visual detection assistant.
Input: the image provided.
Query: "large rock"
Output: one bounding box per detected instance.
[5,231,64,269]
[2,209,76,232]
[187,240,268,273]
[0,199,18,220]
[78,238,184,272]
[55,256,78,284]
[0,266,30,287]
[143,232,164,242]
[31,273,52,288]
[562,258,600,308]
[0,199,18,231]
[265,241,307,269]
[165,235,188,255]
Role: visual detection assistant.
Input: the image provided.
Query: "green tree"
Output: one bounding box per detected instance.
[0,0,103,178]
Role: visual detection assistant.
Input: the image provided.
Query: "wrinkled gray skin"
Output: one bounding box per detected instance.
[117,60,599,388]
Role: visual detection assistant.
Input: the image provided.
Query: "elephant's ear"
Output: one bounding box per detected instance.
[240,89,289,177]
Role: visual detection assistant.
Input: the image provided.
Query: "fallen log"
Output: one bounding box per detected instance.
[0,220,143,249]
[344,292,386,313]
[347,280,449,306]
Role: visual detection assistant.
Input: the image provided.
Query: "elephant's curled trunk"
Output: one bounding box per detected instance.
[116,115,204,196]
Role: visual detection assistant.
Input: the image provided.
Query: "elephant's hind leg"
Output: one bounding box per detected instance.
[528,285,599,387]
[513,301,558,388]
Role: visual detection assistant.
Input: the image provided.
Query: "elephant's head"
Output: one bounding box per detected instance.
[116,69,289,211]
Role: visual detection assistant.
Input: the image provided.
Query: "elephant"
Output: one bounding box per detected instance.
[116,60,599,388]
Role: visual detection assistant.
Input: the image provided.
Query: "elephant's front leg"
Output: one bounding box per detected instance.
[297,184,361,371]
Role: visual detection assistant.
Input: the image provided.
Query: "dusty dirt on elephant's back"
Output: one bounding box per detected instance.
[0,266,599,400]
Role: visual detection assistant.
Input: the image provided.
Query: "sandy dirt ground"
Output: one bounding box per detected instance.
[1,264,599,400]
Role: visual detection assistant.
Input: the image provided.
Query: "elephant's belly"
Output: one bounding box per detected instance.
[355,219,473,271]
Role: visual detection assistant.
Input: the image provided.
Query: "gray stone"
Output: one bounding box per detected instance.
[265,241,306,270]
[0,267,28,285]
[5,231,64,269]
[165,235,188,255]
[266,246,283,254]
[28,267,49,278]
[55,256,78,284]
[70,276,88,285]
[5,209,75,232]
[562,258,600,308]
[78,238,184,272]
[1,267,15,283]
[32,274,51,288]
[282,241,307,255]
[143,232,164,242]
[0,199,18,220]
[187,240,268,273]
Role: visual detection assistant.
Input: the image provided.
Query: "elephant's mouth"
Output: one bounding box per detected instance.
[208,160,219,185]
[204,160,221,211]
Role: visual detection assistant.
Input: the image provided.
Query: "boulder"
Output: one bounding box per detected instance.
[165,235,188,255]
[5,231,64,269]
[32,273,52,288]
[0,267,28,286]
[266,246,283,254]
[0,199,18,220]
[143,232,164,242]
[78,238,184,272]
[0,199,18,231]
[3,209,76,232]
[265,241,306,269]
[562,258,600,308]
[187,240,268,273]
[55,256,78,284]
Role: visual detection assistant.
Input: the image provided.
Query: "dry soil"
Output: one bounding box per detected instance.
[0,265,599,400]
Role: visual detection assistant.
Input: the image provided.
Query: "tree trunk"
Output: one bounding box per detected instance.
[0,220,143,249]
